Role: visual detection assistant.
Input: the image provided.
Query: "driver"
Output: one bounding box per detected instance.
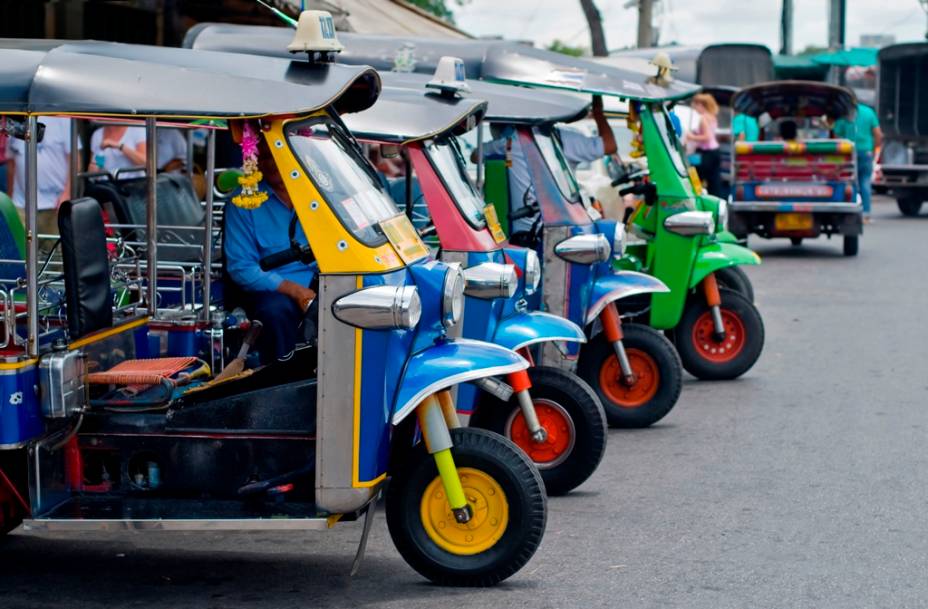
[225,124,316,362]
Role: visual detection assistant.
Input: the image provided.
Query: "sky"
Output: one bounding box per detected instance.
[452,0,928,52]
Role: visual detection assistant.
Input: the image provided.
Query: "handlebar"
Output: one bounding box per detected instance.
[259,244,314,271]
[618,182,659,206]
[510,202,539,221]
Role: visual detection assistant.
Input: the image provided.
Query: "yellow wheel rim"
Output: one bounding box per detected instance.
[420,467,509,556]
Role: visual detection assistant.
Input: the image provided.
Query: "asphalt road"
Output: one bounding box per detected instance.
[2,197,926,609]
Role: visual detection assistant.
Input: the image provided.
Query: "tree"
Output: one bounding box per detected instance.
[578,0,608,57]
[548,40,586,57]
[405,0,470,24]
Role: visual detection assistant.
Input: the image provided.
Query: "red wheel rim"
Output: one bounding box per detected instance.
[691,309,746,363]
[598,348,660,408]
[506,399,575,469]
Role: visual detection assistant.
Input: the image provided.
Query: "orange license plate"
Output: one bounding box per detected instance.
[774,212,814,231]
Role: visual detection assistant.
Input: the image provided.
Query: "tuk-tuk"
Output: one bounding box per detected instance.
[184,23,687,428]
[729,81,863,256]
[343,63,607,495]
[875,42,928,217]
[0,36,547,587]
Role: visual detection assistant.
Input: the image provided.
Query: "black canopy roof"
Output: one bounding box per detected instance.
[731,81,856,120]
[877,42,928,139]
[0,41,380,118]
[184,24,699,103]
[609,44,774,88]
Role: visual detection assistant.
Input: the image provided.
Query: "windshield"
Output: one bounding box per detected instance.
[286,117,399,246]
[653,104,688,178]
[532,128,582,204]
[425,137,486,229]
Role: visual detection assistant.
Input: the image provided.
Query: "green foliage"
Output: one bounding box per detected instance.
[405,0,470,24]
[547,39,586,57]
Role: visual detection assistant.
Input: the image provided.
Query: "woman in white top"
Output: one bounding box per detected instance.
[88,125,147,177]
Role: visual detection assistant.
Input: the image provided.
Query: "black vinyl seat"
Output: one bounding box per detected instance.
[58,197,113,340]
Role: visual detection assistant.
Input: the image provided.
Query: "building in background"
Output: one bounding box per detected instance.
[859,33,895,48]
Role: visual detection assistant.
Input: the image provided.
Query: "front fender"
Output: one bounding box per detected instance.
[392,339,528,424]
[690,242,762,288]
[493,311,586,351]
[715,230,741,244]
[586,271,669,325]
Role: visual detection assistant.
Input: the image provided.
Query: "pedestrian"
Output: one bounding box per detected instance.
[684,93,722,196]
[7,116,75,239]
[88,124,147,177]
[833,102,882,222]
[732,112,759,142]
[157,127,189,173]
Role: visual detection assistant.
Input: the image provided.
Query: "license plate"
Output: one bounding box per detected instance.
[774,213,814,231]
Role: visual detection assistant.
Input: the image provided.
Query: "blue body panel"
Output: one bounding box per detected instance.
[392,338,528,424]
[0,364,42,447]
[587,271,669,325]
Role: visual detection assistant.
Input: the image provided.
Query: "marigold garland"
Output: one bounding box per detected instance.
[231,122,268,209]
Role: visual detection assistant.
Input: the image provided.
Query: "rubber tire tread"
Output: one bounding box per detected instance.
[714,265,755,302]
[675,287,764,380]
[843,235,859,257]
[470,366,606,496]
[577,323,683,428]
[897,197,923,217]
[385,427,546,587]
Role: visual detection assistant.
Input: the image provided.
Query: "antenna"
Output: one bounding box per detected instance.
[255,0,298,28]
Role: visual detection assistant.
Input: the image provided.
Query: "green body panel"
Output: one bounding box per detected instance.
[689,241,761,289]
[484,158,511,235]
[715,230,741,244]
[0,192,26,258]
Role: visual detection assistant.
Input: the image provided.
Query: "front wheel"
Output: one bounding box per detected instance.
[675,287,764,380]
[471,367,606,496]
[577,324,683,428]
[897,197,923,217]
[843,235,859,257]
[714,265,755,302]
[386,427,546,587]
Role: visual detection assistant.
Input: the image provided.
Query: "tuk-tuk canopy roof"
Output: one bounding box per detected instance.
[184,24,699,102]
[0,41,380,118]
[608,44,774,88]
[731,80,857,120]
[811,47,878,68]
[378,71,590,125]
[344,82,486,144]
[877,42,928,140]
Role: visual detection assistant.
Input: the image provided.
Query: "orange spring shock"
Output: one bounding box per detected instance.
[600,302,635,383]
[702,273,726,339]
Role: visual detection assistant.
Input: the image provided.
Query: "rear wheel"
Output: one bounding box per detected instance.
[675,288,764,380]
[471,367,605,496]
[790,237,803,246]
[897,197,923,217]
[843,235,859,257]
[577,324,683,428]
[386,427,546,587]
[714,265,755,302]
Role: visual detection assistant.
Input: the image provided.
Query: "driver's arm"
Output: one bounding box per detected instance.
[591,96,617,156]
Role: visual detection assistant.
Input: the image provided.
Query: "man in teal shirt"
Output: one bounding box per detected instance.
[732,113,760,142]
[834,103,882,220]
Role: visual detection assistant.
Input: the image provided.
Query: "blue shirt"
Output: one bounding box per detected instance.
[224,189,315,293]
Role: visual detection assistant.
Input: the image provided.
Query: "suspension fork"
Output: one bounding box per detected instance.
[416,392,471,523]
[600,301,637,385]
[702,273,726,341]
[506,368,547,443]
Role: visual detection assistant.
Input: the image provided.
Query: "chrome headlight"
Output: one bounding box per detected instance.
[523,249,541,295]
[333,285,421,330]
[442,266,465,328]
[463,262,518,300]
[554,233,611,265]
[718,198,729,232]
[612,224,627,257]
[664,211,715,236]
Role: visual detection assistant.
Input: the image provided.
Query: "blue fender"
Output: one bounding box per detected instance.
[392,339,528,424]
[586,271,669,325]
[493,311,586,351]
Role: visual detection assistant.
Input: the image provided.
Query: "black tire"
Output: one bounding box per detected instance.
[843,235,859,257]
[385,427,546,587]
[714,265,755,302]
[790,237,803,246]
[675,287,764,380]
[470,366,606,496]
[577,323,683,428]
[897,197,923,217]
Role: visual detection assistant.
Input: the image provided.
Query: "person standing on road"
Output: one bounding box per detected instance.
[833,102,882,222]
[732,113,759,142]
[684,93,722,196]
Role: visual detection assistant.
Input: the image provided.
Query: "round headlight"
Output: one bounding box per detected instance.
[442,266,465,328]
[718,198,729,232]
[523,249,541,295]
[612,224,627,257]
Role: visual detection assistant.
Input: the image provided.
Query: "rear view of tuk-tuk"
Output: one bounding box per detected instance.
[728,81,864,256]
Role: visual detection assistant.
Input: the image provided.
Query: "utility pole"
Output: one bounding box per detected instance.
[827,0,846,83]
[579,0,609,57]
[637,0,653,48]
[779,0,793,56]
[920,0,928,40]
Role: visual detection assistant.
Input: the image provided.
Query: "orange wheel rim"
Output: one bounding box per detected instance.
[506,399,575,470]
[691,310,746,363]
[598,348,660,408]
